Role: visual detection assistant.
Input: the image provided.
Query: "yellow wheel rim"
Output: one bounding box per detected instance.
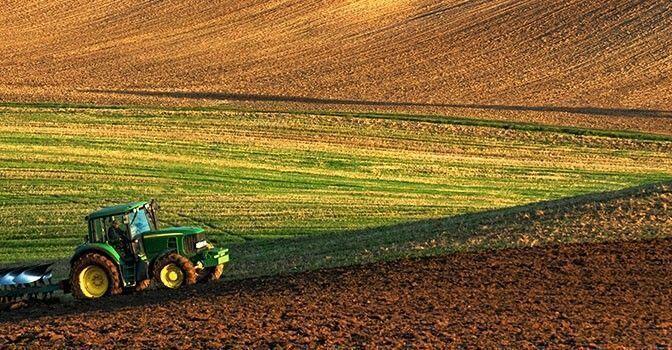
[78,265,109,299]
[160,264,184,289]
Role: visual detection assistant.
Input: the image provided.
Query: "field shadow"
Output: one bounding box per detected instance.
[83,89,672,118]
[0,181,669,323]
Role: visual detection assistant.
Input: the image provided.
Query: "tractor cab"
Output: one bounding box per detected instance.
[85,201,158,260]
[69,199,229,299]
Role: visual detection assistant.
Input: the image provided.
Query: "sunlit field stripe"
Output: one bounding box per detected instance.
[0,106,670,263]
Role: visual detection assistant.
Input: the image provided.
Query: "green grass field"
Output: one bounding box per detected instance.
[0,104,671,277]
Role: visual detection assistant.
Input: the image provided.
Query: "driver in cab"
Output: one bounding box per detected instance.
[108,219,132,259]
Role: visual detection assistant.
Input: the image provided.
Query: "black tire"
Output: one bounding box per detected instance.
[152,253,197,289]
[197,264,224,283]
[70,253,122,299]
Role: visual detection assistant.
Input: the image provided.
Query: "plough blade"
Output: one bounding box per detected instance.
[14,264,53,285]
[0,267,23,286]
[0,263,60,305]
[0,268,13,283]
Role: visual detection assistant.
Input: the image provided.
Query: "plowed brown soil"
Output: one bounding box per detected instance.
[1,240,671,348]
[1,184,671,348]
[2,0,672,134]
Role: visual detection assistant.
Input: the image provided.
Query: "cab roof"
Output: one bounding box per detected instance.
[86,201,148,220]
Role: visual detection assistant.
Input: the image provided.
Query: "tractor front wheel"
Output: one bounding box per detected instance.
[153,253,196,289]
[197,264,225,283]
[70,253,122,299]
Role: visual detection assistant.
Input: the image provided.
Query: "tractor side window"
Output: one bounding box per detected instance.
[91,219,106,242]
[104,215,129,242]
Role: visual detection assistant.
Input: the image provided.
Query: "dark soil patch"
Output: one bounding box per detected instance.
[1,238,671,348]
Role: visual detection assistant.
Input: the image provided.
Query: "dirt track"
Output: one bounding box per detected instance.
[1,238,671,348]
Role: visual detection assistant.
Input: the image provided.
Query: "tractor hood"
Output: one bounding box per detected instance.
[141,226,204,238]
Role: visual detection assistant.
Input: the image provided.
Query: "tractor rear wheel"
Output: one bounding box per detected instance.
[197,264,225,283]
[70,253,122,299]
[153,253,196,289]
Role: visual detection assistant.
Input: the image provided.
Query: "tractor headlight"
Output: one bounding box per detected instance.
[195,240,209,249]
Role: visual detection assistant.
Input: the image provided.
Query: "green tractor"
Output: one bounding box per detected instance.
[0,200,229,303]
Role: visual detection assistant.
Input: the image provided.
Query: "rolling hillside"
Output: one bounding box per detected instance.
[1,0,671,134]
[0,104,671,264]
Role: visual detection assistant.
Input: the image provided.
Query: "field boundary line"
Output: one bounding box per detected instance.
[2,102,671,142]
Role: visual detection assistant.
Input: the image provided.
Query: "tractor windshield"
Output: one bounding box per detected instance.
[127,209,154,238]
